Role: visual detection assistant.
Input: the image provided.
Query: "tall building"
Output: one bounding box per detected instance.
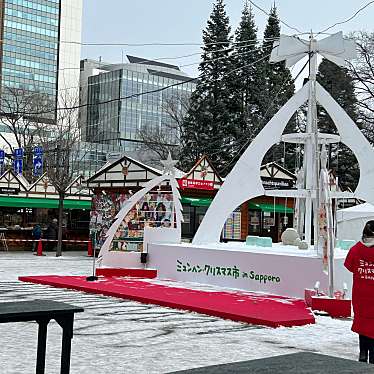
[0,0,82,124]
[80,56,195,166]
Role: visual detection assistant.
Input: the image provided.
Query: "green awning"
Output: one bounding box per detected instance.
[181,197,213,207]
[181,197,293,213]
[249,202,293,214]
[0,196,91,210]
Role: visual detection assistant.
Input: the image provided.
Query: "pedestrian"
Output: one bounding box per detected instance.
[45,218,58,251]
[31,224,42,252]
[344,220,374,364]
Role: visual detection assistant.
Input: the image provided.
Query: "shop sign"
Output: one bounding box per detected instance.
[178,178,214,190]
[261,177,294,190]
[0,187,19,195]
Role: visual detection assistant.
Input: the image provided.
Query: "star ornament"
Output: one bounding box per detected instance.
[161,152,178,176]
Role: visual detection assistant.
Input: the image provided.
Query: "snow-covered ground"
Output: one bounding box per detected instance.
[0,251,358,374]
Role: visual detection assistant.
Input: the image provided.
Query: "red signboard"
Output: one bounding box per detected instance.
[178,178,215,190]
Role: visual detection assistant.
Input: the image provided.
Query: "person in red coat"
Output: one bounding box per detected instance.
[344,220,374,364]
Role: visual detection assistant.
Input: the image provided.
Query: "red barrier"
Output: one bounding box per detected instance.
[36,240,43,256]
[87,240,93,257]
[311,296,352,318]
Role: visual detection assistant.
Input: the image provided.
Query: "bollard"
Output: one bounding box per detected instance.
[37,240,43,256]
[87,240,93,257]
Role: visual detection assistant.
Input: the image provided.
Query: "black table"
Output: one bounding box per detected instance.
[0,300,84,374]
[169,352,374,374]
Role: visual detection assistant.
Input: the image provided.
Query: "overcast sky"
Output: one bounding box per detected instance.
[81,0,374,78]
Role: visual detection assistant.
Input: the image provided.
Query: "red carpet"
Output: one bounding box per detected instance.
[19,275,315,328]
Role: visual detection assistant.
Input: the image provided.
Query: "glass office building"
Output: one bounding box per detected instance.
[0,0,82,121]
[83,56,195,155]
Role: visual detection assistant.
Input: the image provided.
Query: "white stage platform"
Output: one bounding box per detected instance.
[147,242,352,299]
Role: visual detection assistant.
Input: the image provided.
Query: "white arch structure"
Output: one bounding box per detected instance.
[193,82,374,245]
[97,173,183,265]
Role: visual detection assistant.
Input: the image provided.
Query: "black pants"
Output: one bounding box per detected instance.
[359,335,374,363]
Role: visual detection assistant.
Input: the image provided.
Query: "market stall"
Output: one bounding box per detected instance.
[337,203,374,242]
[0,170,91,249]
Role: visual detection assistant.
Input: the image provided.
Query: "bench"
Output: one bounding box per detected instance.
[0,299,84,374]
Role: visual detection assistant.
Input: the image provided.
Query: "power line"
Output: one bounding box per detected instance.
[11,49,305,118]
[60,37,281,47]
[41,40,264,75]
[6,49,275,117]
[317,0,374,35]
[81,51,305,167]
[58,39,274,71]
[247,0,303,34]
[180,48,264,68]
[219,59,309,175]
[72,53,284,167]
[6,43,266,95]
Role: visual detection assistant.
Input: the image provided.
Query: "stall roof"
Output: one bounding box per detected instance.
[260,162,296,180]
[87,154,184,188]
[0,196,91,209]
[180,198,293,213]
[337,202,374,222]
[183,155,223,186]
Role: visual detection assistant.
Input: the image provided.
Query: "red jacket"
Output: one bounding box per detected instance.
[344,241,374,338]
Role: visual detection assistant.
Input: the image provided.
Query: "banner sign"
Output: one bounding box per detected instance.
[178,178,215,190]
[0,150,5,174]
[32,146,43,176]
[33,146,43,156]
[33,156,43,176]
[13,148,24,175]
[14,158,22,175]
[14,148,24,159]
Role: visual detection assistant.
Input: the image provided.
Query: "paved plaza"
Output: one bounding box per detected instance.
[0,252,360,373]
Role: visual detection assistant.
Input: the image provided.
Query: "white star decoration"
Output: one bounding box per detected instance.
[161,152,178,176]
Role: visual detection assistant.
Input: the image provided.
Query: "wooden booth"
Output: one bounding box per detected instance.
[87,154,296,246]
[0,170,92,249]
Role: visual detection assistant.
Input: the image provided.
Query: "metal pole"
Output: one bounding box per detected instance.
[327,194,335,297]
[86,218,98,281]
[304,35,318,246]
[92,230,97,276]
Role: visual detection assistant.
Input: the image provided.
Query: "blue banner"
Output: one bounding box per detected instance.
[0,150,4,175]
[14,148,24,159]
[14,158,22,175]
[33,146,43,156]
[33,156,43,176]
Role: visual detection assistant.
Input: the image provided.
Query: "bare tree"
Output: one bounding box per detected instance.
[37,91,81,257]
[348,32,374,141]
[136,92,190,161]
[0,85,83,256]
[0,86,53,179]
